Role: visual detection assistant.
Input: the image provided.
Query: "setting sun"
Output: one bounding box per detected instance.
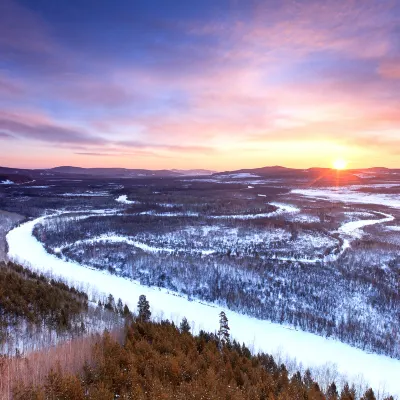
[333,159,347,170]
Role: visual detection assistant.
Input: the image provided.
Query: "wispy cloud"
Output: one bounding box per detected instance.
[1,0,400,168]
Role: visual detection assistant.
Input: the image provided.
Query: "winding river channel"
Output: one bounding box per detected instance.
[5,204,400,396]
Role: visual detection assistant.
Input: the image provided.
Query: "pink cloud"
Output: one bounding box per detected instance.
[0,0,54,54]
[378,58,400,79]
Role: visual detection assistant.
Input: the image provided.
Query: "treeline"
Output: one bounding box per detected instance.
[0,262,124,355]
[13,316,393,400]
[0,262,88,338]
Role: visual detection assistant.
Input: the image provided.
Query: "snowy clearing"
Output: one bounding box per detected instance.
[116,195,141,204]
[23,185,52,189]
[60,192,109,197]
[0,180,14,185]
[218,173,261,179]
[209,202,299,220]
[292,188,400,209]
[385,225,400,232]
[140,210,199,217]
[6,215,400,397]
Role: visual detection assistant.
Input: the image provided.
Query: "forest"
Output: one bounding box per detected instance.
[11,318,393,400]
[31,211,400,359]
[0,262,124,355]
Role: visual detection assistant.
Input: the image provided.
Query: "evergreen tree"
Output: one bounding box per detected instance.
[218,311,230,348]
[117,298,124,315]
[241,342,251,358]
[303,368,313,389]
[105,294,115,311]
[327,382,338,399]
[179,317,191,333]
[123,304,131,317]
[361,388,376,400]
[340,383,355,400]
[137,295,151,322]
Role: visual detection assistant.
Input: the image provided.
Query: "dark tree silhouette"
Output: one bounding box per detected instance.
[218,311,230,348]
[137,295,151,322]
[179,317,191,334]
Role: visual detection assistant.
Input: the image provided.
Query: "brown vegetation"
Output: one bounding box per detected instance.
[10,320,393,400]
[0,328,124,399]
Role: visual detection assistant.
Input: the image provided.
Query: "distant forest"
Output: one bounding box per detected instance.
[34,213,400,360]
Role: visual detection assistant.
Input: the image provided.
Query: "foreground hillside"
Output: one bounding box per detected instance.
[0,261,394,399]
[13,319,388,400]
[0,262,123,355]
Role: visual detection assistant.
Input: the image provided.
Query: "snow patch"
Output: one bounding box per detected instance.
[60,192,109,197]
[116,195,140,205]
[219,173,261,179]
[385,225,400,232]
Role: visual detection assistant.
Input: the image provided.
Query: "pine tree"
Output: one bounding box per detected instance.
[303,369,313,389]
[327,382,338,399]
[218,311,230,348]
[361,388,376,400]
[340,383,356,400]
[117,298,124,315]
[123,304,131,317]
[137,295,151,322]
[179,317,191,333]
[105,294,115,311]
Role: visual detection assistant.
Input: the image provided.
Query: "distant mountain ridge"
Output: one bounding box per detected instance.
[212,165,400,186]
[0,165,398,184]
[50,166,215,177]
[0,165,216,181]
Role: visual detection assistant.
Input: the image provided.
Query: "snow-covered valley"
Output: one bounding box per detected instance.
[6,214,400,397]
[1,171,400,398]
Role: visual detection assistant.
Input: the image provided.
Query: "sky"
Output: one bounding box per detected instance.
[0,0,399,171]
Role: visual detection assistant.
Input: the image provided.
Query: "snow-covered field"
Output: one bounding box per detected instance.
[292,188,400,209]
[6,215,400,397]
[60,192,109,197]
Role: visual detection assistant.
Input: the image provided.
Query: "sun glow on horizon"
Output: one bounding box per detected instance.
[332,159,348,170]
